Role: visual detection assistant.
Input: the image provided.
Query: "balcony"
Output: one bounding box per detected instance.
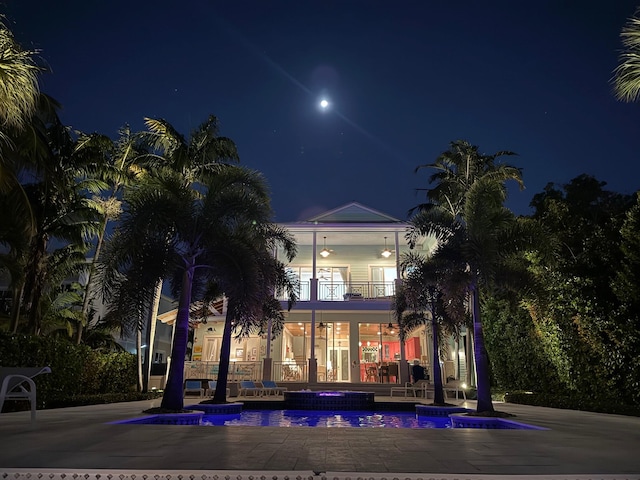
[278,281,395,302]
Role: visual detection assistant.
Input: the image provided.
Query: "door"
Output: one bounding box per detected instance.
[329,346,350,382]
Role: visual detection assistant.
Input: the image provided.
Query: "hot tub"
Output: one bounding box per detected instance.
[283,390,374,410]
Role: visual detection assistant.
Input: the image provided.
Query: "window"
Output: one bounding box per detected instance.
[370,266,397,297]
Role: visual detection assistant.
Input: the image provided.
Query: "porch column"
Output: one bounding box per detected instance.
[262,312,273,380]
[398,333,409,384]
[308,309,317,383]
[349,320,360,382]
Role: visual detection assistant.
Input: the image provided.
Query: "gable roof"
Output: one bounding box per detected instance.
[306,202,401,224]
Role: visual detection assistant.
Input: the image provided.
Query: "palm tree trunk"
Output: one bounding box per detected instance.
[214,298,235,403]
[9,281,24,333]
[161,267,194,411]
[136,328,143,392]
[76,216,108,344]
[431,313,445,404]
[25,236,47,335]
[142,279,162,392]
[471,285,494,413]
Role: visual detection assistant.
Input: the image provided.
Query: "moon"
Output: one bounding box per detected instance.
[319,99,329,109]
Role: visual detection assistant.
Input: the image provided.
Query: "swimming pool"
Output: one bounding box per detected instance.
[200,409,452,428]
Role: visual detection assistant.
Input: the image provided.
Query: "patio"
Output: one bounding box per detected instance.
[1,396,639,477]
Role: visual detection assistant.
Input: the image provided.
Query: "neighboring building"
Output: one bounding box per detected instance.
[163,202,473,388]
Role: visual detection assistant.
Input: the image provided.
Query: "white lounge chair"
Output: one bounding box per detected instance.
[0,366,52,422]
[261,380,287,396]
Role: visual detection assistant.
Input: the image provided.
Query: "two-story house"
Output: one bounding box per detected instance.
[176,202,472,388]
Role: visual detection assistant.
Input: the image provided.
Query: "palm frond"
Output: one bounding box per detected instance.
[613,10,640,102]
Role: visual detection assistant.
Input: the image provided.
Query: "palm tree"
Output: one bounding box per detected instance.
[210,224,297,404]
[409,140,526,413]
[412,140,523,218]
[395,252,467,405]
[100,164,282,411]
[76,126,147,344]
[613,8,640,102]
[135,115,240,392]
[2,103,105,334]
[0,19,43,259]
[94,115,239,391]
[138,115,239,185]
[0,18,41,134]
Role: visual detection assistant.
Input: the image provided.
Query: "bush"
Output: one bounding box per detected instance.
[504,390,640,416]
[0,332,139,410]
[45,391,163,409]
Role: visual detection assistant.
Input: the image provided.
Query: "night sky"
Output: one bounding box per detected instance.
[4,1,640,222]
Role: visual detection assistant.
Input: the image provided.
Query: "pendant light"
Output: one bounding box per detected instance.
[320,236,331,257]
[381,236,392,258]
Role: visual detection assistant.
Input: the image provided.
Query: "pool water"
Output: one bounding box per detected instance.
[201,409,452,428]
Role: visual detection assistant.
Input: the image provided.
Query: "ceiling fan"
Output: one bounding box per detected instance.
[317,267,332,281]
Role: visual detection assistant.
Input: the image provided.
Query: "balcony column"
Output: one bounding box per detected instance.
[394,230,401,280]
[311,232,318,301]
[310,279,318,302]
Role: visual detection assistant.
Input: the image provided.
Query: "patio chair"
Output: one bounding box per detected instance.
[390,382,417,398]
[184,380,204,397]
[206,380,230,398]
[391,379,432,398]
[0,366,52,422]
[443,379,467,400]
[261,380,287,396]
[238,380,264,397]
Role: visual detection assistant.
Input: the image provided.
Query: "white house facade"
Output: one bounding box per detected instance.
[173,202,474,390]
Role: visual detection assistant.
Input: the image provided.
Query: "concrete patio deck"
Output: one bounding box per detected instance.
[0,395,638,479]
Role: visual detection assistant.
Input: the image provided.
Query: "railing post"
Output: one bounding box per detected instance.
[310,278,318,302]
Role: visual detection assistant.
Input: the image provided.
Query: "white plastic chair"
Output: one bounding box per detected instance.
[0,366,52,422]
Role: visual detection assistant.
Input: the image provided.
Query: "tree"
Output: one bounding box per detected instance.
[0,19,44,259]
[137,115,240,392]
[96,115,240,391]
[76,126,146,344]
[395,252,467,405]
[613,8,640,102]
[526,176,637,402]
[210,223,297,404]
[409,140,528,414]
[100,163,283,411]
[1,101,105,334]
[0,18,41,133]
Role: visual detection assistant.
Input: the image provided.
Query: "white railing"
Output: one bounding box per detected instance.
[184,361,262,381]
[273,361,307,382]
[277,281,395,302]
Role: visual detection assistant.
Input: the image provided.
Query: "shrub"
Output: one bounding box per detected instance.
[0,332,138,410]
[504,391,640,416]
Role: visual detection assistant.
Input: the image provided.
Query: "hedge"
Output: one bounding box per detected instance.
[0,332,138,410]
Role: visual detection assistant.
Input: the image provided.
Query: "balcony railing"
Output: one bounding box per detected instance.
[278,281,395,302]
